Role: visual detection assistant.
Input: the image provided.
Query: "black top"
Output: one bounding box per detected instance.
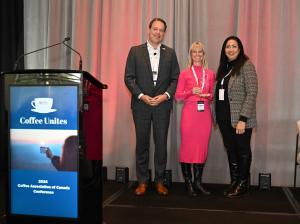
[215,60,248,123]
[215,67,231,122]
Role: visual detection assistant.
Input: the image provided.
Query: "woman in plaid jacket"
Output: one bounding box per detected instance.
[213,36,258,198]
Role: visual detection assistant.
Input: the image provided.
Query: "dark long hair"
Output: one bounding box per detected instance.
[216,36,249,81]
[60,135,78,171]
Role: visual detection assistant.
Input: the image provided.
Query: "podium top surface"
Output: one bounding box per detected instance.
[1,69,107,89]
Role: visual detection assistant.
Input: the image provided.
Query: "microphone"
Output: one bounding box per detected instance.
[63,38,83,70]
[14,37,71,70]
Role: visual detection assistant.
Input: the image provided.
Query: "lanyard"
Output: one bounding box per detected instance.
[191,66,206,91]
[220,69,232,87]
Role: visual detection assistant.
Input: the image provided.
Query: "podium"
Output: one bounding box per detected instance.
[0,69,107,223]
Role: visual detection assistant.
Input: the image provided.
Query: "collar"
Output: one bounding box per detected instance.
[147,40,161,52]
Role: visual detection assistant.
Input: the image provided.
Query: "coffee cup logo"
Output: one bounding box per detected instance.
[31,98,56,113]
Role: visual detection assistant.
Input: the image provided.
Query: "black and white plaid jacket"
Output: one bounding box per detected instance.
[212,60,258,128]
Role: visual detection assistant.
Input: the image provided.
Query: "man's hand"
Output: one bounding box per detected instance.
[152,94,168,106]
[141,94,168,106]
[140,95,154,105]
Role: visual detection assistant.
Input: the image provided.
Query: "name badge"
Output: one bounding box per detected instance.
[219,89,224,101]
[197,101,204,112]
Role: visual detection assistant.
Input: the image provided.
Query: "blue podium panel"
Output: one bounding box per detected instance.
[9,85,79,219]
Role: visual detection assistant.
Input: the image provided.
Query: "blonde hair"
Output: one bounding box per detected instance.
[187,41,208,69]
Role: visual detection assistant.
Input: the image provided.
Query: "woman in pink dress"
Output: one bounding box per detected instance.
[175,41,215,196]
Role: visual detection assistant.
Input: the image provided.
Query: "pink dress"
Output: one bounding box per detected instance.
[175,66,215,163]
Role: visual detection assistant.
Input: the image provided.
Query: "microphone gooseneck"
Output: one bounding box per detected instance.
[14,37,71,70]
[63,40,83,71]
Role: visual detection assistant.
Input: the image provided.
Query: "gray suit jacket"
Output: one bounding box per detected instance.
[124,43,180,112]
[212,60,258,128]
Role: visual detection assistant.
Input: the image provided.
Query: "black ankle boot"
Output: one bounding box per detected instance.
[193,164,211,195]
[227,180,248,198]
[223,181,238,196]
[181,163,198,197]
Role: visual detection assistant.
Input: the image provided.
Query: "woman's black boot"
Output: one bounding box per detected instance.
[193,164,211,195]
[223,162,239,196]
[227,153,251,198]
[227,180,248,198]
[181,163,198,197]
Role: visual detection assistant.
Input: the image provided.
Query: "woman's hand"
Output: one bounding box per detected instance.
[199,93,210,98]
[236,121,246,134]
[192,86,201,95]
[46,148,54,159]
[193,87,210,98]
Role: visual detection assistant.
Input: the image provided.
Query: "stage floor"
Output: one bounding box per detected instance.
[2,177,300,223]
[103,181,300,224]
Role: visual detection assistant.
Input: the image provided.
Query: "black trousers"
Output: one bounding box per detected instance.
[133,107,170,184]
[218,120,252,183]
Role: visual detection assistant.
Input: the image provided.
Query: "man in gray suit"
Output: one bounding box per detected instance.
[124,18,180,196]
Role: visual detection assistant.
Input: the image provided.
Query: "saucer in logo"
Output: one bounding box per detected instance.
[31,97,57,114]
[31,108,57,113]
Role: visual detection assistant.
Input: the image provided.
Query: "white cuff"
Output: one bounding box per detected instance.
[164,92,170,100]
[138,93,144,99]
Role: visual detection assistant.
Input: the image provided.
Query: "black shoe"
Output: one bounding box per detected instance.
[193,164,211,195]
[227,182,248,198]
[223,181,238,196]
[194,180,211,195]
[181,163,198,197]
[185,180,198,197]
